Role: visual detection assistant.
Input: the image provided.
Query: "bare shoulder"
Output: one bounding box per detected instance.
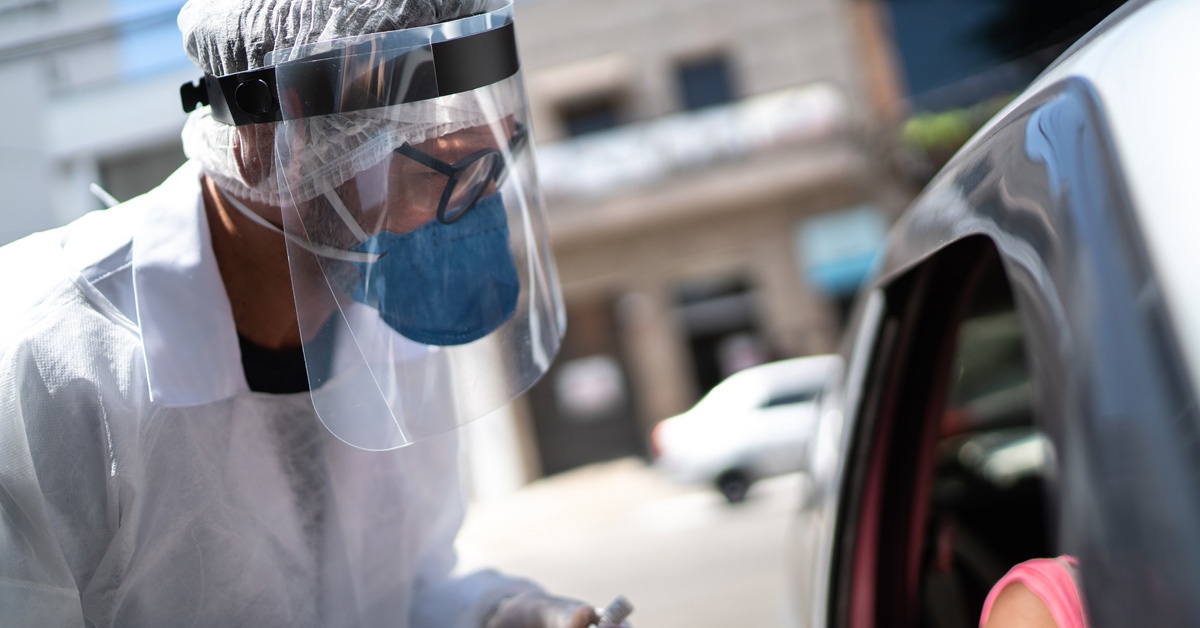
[984,581,1058,628]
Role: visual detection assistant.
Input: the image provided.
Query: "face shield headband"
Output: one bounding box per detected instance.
[180,1,567,451]
[180,10,518,128]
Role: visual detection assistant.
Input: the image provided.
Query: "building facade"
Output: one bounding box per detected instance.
[510,0,907,477]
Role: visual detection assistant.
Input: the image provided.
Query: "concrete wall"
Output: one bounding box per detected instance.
[0,60,56,243]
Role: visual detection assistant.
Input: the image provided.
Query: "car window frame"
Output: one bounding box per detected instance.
[819,75,1200,628]
[832,237,1034,628]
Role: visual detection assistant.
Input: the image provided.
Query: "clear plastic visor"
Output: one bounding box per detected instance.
[266,4,565,450]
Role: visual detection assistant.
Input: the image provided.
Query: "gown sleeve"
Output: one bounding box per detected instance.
[0,331,115,627]
[405,431,541,628]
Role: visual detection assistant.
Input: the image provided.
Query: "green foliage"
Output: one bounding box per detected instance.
[901,95,1015,156]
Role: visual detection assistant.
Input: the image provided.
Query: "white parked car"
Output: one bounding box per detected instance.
[652,355,841,503]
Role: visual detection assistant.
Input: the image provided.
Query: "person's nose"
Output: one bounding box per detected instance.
[350,157,442,236]
[380,203,438,234]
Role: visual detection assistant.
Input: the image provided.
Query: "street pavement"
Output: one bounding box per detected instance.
[457,458,809,628]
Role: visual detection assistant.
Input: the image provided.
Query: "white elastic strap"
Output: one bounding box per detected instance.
[220,191,381,264]
[324,190,372,243]
[90,183,120,209]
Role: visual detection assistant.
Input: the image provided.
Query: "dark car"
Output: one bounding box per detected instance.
[787,1,1200,626]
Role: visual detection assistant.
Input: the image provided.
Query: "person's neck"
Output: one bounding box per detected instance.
[200,176,306,351]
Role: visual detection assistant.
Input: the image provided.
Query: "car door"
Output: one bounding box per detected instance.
[790,76,1200,627]
[831,239,1047,628]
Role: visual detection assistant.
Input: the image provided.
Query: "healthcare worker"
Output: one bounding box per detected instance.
[0,0,622,626]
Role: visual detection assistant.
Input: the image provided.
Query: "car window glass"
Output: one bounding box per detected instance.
[920,258,1054,628]
[763,390,819,408]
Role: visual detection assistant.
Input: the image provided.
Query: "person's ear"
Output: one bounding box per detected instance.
[232,124,275,187]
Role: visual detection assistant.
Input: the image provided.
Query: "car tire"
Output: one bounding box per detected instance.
[717,470,751,504]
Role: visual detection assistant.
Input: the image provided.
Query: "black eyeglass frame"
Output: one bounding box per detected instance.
[394,122,529,224]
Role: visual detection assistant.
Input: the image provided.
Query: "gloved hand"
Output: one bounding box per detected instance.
[483,591,633,628]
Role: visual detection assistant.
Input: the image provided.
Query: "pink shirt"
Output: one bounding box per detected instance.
[979,556,1088,628]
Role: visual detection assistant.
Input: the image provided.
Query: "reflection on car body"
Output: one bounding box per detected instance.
[788,1,1200,626]
[652,355,839,503]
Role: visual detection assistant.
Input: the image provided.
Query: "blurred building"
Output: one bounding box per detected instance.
[0,0,192,245]
[0,0,908,489]
[511,0,907,477]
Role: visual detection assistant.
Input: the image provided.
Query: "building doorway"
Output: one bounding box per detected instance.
[525,297,644,476]
[674,276,771,398]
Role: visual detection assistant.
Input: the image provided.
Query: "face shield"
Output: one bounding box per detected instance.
[180,0,565,450]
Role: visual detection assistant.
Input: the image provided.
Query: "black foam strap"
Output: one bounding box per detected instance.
[180,22,520,126]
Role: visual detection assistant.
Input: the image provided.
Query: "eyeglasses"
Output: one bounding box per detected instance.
[393,123,529,224]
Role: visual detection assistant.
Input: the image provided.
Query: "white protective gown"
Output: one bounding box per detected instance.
[0,161,537,627]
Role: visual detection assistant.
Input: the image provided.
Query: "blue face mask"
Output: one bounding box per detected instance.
[350,193,520,346]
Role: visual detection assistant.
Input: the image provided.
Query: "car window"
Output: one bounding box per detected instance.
[763,390,819,408]
[920,257,1051,628]
[833,238,1065,628]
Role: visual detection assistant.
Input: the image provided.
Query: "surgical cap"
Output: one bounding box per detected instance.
[178,0,495,205]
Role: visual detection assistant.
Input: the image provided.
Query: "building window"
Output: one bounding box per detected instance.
[558,95,622,137]
[676,55,735,111]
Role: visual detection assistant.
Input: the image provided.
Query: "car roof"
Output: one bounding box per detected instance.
[874,0,1200,398]
[1028,0,1200,398]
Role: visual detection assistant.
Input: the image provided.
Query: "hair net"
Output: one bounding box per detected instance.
[178,0,508,205]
